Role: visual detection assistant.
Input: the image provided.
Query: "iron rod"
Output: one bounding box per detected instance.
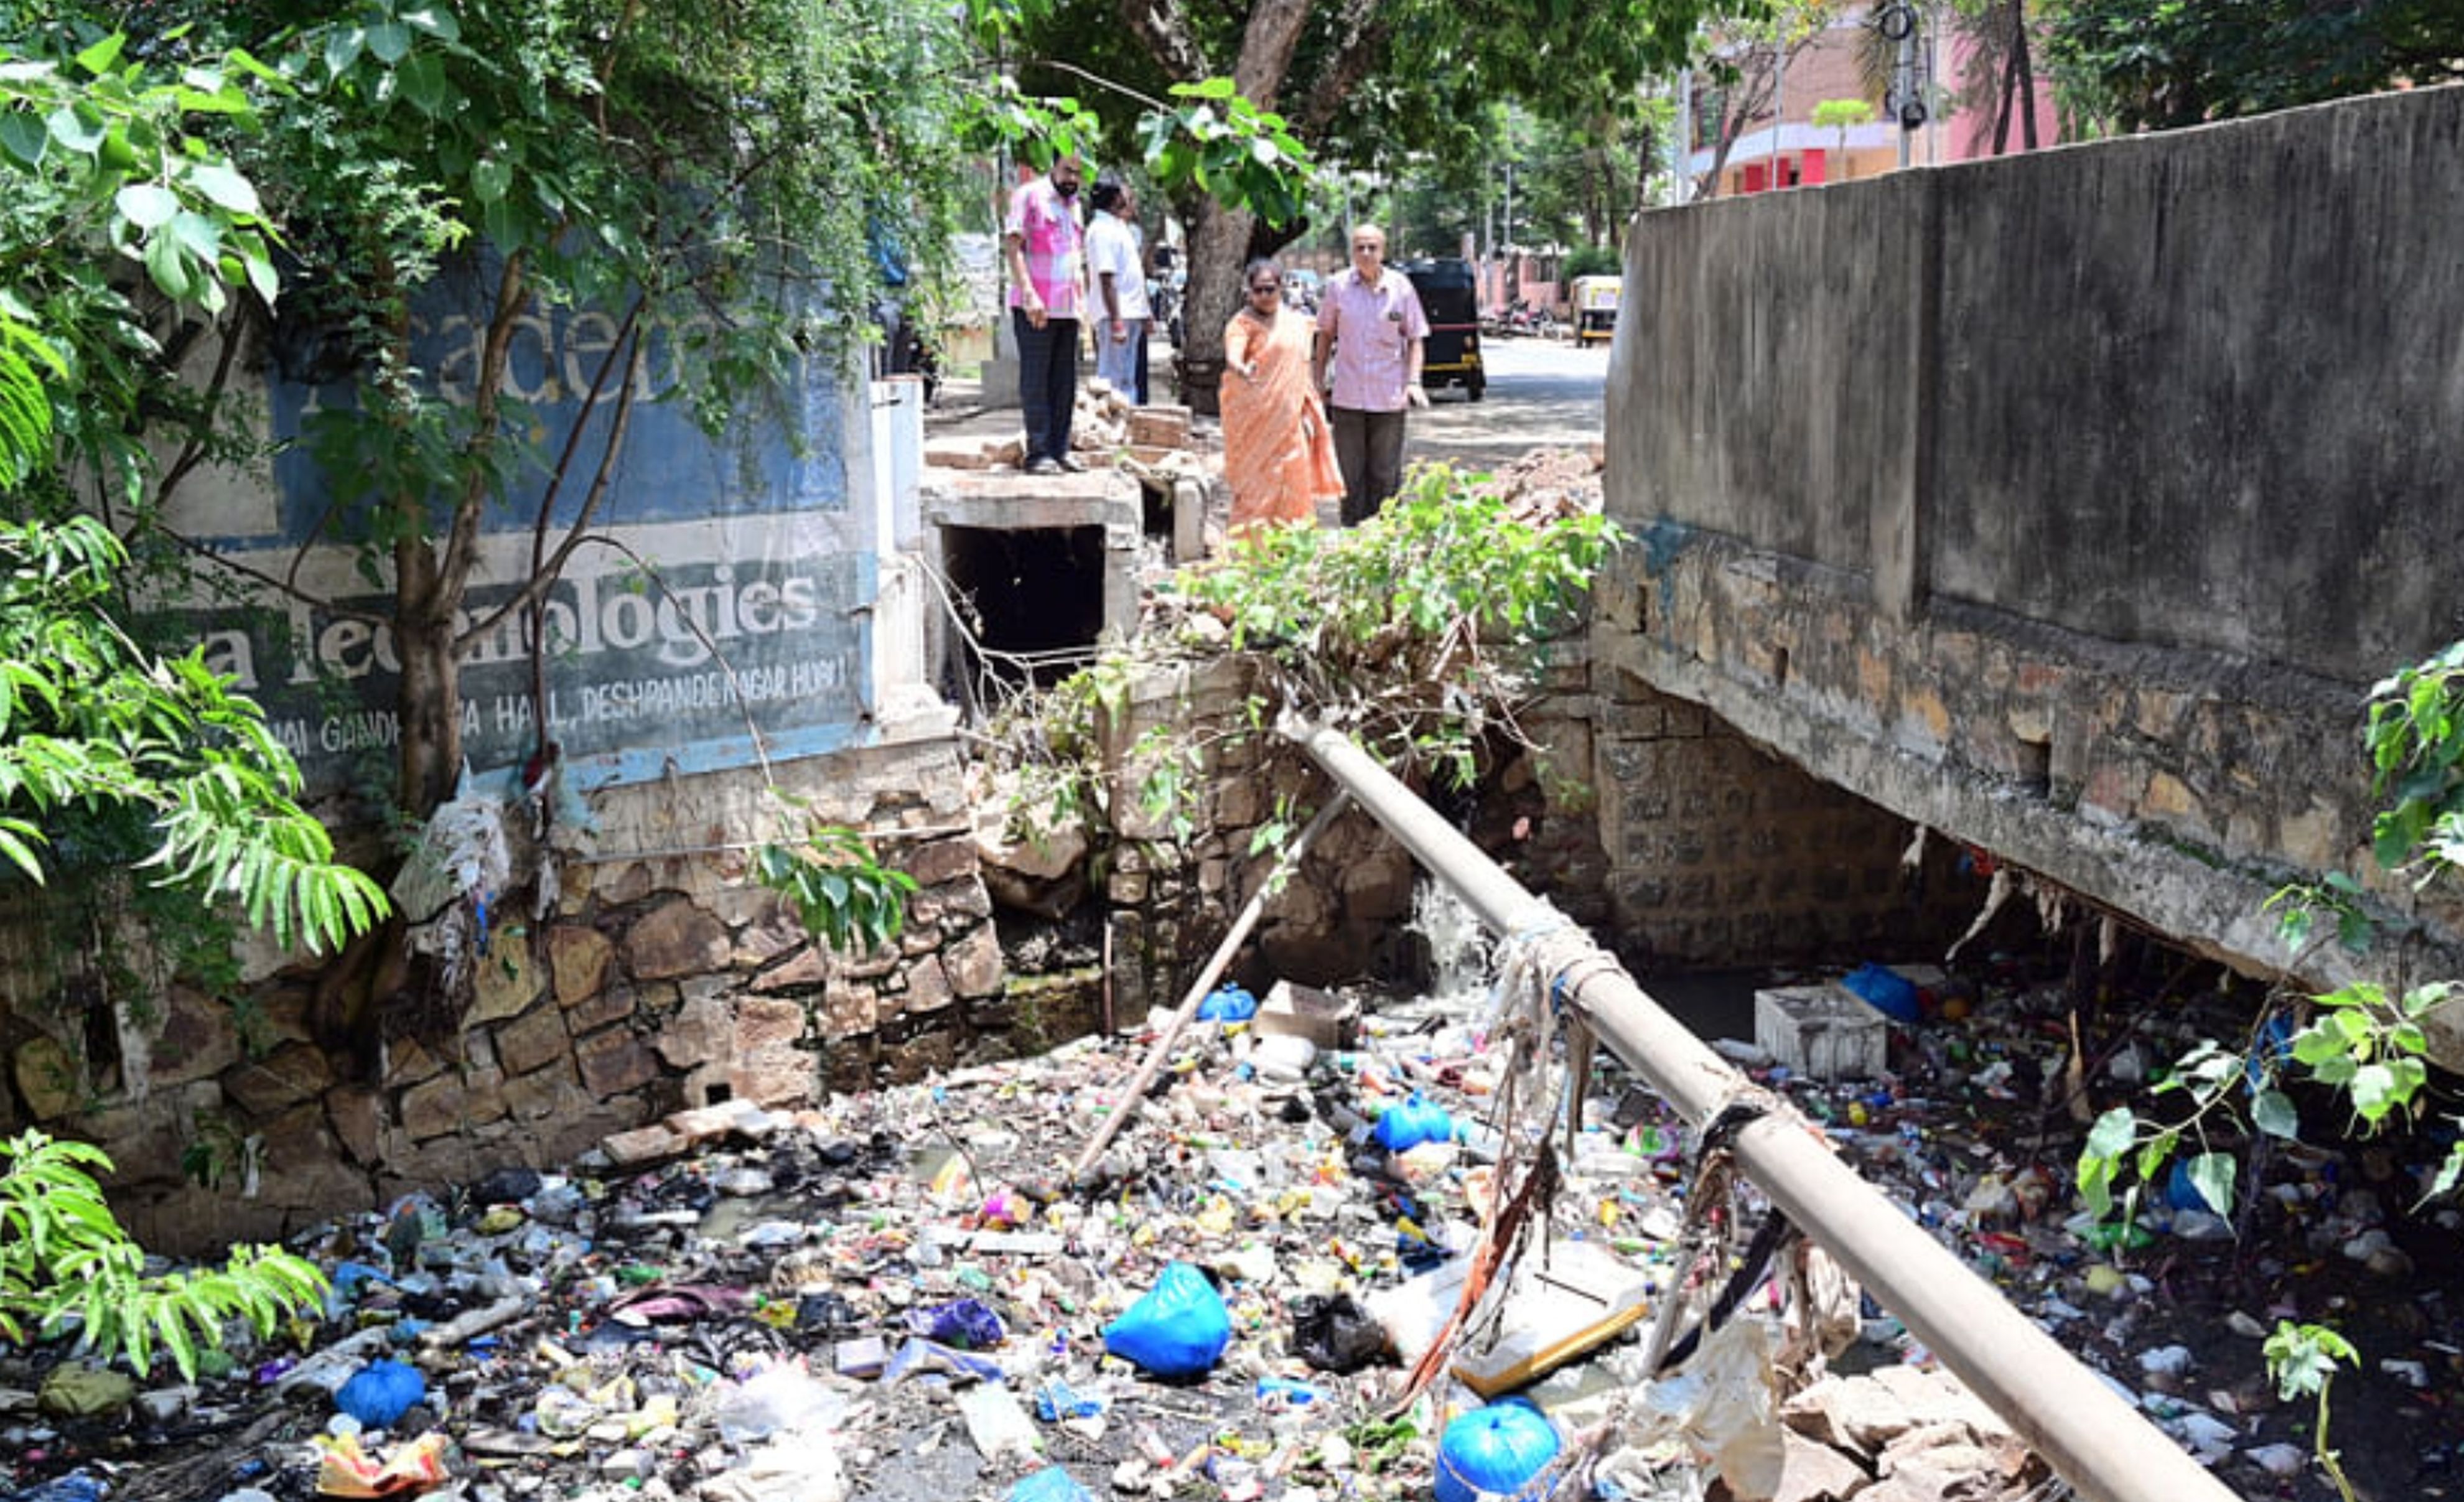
[1297,723,2236,1502]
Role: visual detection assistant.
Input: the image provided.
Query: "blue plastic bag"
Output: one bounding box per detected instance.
[1197,984,1258,1022]
[909,1297,1007,1350]
[1103,1262,1231,1378]
[335,1358,426,1429]
[1435,1397,1562,1502]
[1373,1094,1454,1152]
[1841,963,1921,1024]
[1010,1467,1095,1502]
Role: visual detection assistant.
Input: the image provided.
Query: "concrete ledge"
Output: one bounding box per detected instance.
[1594,527,2464,1063]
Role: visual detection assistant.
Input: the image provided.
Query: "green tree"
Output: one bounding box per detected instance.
[994,0,1753,408]
[1691,0,1846,198]
[2044,0,2464,134]
[1,1131,327,1381]
[2,2,953,1022]
[0,31,388,953]
[145,0,978,820]
[1811,94,1874,154]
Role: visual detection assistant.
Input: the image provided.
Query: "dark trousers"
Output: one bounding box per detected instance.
[1134,324,1151,406]
[1013,309,1080,464]
[1332,406,1409,526]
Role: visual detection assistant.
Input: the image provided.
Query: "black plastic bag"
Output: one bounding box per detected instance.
[1290,1292,1392,1374]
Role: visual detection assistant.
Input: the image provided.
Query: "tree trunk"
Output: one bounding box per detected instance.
[393,538,464,820]
[2013,2,2039,150]
[1177,197,1258,417]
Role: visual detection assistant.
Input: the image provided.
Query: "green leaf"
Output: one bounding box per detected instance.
[366,21,414,63]
[471,156,512,204]
[0,113,47,167]
[46,104,104,154]
[73,34,127,77]
[401,7,462,41]
[2076,1152,2116,1220]
[184,161,261,216]
[2185,1152,2236,1218]
[2251,1088,2300,1140]
[2349,1062,2402,1123]
[398,53,450,116]
[168,210,223,262]
[241,250,279,307]
[143,231,194,301]
[324,26,366,78]
[2083,1106,2137,1161]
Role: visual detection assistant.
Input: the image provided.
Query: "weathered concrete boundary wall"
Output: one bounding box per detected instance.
[0,739,1025,1254]
[1603,84,2464,1002]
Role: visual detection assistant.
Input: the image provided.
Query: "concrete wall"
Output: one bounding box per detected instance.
[1602,84,2464,1007]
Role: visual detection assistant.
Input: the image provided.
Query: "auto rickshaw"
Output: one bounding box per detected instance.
[1572,274,1622,347]
[1399,258,1485,401]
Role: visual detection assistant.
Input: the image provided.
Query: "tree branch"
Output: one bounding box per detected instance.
[1290,0,1390,137]
[456,319,648,654]
[436,248,531,608]
[1114,0,1211,86]
[1018,56,1171,112]
[154,527,388,628]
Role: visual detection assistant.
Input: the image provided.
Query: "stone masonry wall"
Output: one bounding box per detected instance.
[1592,666,1981,968]
[0,738,1020,1256]
[1595,525,2464,1003]
[1055,645,1612,1022]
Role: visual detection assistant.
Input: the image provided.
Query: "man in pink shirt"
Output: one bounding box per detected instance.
[1312,224,1429,525]
[1004,155,1088,475]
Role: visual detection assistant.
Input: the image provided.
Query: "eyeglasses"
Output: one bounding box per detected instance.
[1249,283,1281,294]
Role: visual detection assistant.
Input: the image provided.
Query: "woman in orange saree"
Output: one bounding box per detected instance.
[1221,259,1343,534]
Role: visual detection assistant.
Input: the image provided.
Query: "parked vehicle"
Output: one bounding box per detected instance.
[1572,275,1622,347]
[1399,258,1485,400]
[1283,268,1323,313]
[1487,297,1557,340]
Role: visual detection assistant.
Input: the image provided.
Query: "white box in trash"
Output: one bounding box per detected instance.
[1754,983,1888,1081]
[1255,979,1358,1050]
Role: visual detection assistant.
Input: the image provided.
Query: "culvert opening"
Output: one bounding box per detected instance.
[943,522,1108,688]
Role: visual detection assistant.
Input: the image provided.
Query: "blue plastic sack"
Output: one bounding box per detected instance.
[1010,1466,1095,1502]
[1841,963,1921,1024]
[335,1358,426,1429]
[1103,1262,1231,1378]
[6,1472,105,1502]
[1373,1094,1454,1152]
[909,1297,1007,1350]
[1197,984,1258,1022]
[1435,1397,1562,1502]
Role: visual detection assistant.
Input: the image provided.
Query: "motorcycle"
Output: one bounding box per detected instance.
[1484,299,1559,339]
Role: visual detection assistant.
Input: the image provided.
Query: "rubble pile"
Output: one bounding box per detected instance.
[922,382,1205,487]
[1,938,2456,1502]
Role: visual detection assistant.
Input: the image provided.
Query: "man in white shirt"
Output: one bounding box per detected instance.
[1086,179,1150,404]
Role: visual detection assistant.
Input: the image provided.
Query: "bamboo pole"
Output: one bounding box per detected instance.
[1067,791,1353,1185]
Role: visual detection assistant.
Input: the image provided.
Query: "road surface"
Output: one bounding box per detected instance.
[1408,333,1608,473]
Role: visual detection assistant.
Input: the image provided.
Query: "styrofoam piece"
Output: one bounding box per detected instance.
[1754,984,1887,1081]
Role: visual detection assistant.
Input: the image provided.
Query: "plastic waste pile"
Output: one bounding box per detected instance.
[0,945,2452,1502]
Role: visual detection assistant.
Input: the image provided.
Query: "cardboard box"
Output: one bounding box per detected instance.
[1255,979,1358,1050]
[1367,1238,1651,1397]
[1755,983,1888,1081]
